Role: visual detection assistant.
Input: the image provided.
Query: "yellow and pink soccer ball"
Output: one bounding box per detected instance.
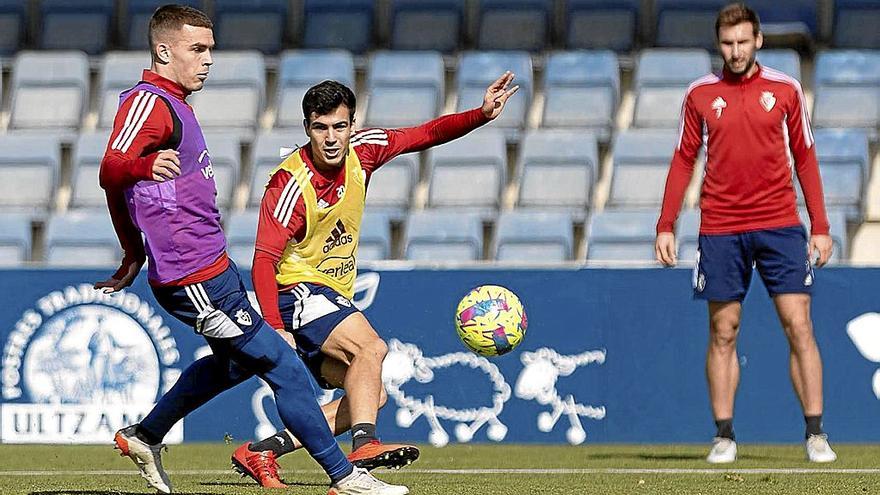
[455,285,527,357]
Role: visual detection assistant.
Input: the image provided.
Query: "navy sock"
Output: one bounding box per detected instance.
[351,423,377,451]
[805,415,824,438]
[250,430,297,457]
[715,418,735,441]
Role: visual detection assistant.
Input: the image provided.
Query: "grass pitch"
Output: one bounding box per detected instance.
[1,443,879,494]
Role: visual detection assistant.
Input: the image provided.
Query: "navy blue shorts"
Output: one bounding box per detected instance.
[278,282,359,389]
[693,225,814,302]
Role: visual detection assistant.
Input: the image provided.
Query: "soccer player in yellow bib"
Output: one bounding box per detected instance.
[231,74,518,488]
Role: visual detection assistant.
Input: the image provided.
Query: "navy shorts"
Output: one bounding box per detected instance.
[693,225,814,302]
[278,282,359,389]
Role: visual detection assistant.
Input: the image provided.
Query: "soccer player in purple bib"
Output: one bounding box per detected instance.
[97,5,407,494]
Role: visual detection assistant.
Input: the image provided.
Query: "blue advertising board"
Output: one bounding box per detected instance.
[1,267,878,446]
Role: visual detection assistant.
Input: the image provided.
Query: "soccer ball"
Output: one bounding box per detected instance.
[455,285,527,357]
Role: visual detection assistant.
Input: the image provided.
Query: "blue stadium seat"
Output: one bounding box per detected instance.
[748,0,817,38]
[456,51,532,129]
[799,207,848,263]
[250,129,309,206]
[542,51,619,139]
[225,209,258,268]
[40,0,112,54]
[517,130,598,210]
[427,129,506,208]
[633,49,712,128]
[608,129,679,207]
[124,0,202,50]
[364,153,417,211]
[404,210,483,261]
[0,213,32,265]
[655,0,726,49]
[813,50,880,131]
[495,210,574,262]
[477,0,552,52]
[202,132,243,208]
[302,0,374,53]
[276,50,355,128]
[566,0,640,51]
[213,0,288,53]
[834,0,880,49]
[360,210,393,261]
[10,51,89,130]
[45,210,121,267]
[189,51,265,129]
[794,129,869,214]
[757,49,801,80]
[0,134,61,209]
[366,51,445,128]
[587,209,658,262]
[390,0,464,52]
[71,132,111,209]
[0,0,26,55]
[676,208,700,264]
[99,52,151,128]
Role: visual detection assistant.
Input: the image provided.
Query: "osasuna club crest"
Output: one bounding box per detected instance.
[0,285,183,444]
[711,96,727,119]
[760,91,776,112]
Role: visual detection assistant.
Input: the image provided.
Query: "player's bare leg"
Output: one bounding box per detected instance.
[705,301,741,463]
[773,293,836,462]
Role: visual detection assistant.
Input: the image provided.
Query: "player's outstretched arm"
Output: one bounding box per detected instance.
[481,71,519,120]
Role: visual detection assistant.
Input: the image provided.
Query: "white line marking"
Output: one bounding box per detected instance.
[1,468,879,476]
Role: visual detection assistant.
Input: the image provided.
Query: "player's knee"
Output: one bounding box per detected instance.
[784,318,814,348]
[360,336,388,362]
[709,321,739,349]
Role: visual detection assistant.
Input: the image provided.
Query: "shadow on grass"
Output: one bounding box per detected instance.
[200,480,325,488]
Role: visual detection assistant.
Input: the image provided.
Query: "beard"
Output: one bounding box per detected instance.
[726,54,756,75]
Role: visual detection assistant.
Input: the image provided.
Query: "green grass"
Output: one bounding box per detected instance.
[1,443,879,494]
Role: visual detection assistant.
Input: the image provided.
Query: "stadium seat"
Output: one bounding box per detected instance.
[456,51,532,129]
[748,0,816,39]
[213,0,288,53]
[390,0,464,52]
[249,129,309,206]
[608,129,678,207]
[566,0,640,51]
[0,213,32,265]
[517,130,598,210]
[495,210,574,262]
[10,51,89,130]
[799,207,848,263]
[404,210,483,261]
[757,49,801,80]
[45,210,121,267]
[426,129,506,208]
[794,129,869,214]
[850,222,880,264]
[364,153,418,211]
[655,0,726,49]
[360,210,393,260]
[123,0,202,49]
[365,51,445,128]
[0,134,61,209]
[302,0,374,53]
[633,49,712,128]
[275,50,355,128]
[812,50,880,131]
[202,132,243,208]
[98,52,151,128]
[71,132,111,209]
[225,209,258,268]
[39,0,112,54]
[834,0,880,49]
[676,209,701,264]
[0,0,26,55]
[189,51,265,129]
[587,209,658,262]
[542,50,619,139]
[477,0,552,52]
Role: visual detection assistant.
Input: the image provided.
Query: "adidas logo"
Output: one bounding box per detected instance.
[323,219,353,254]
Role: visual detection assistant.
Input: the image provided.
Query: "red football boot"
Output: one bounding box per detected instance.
[347,441,420,471]
[231,442,288,488]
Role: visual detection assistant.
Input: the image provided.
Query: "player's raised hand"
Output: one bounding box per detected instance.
[152,149,181,181]
[94,255,144,293]
[482,71,519,120]
[655,232,678,267]
[809,234,833,267]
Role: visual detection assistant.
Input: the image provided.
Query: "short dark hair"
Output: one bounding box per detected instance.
[715,2,761,38]
[149,4,213,57]
[302,80,357,123]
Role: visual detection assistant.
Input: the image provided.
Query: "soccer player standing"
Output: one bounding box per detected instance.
[98,5,408,494]
[655,3,836,464]
[230,76,518,487]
